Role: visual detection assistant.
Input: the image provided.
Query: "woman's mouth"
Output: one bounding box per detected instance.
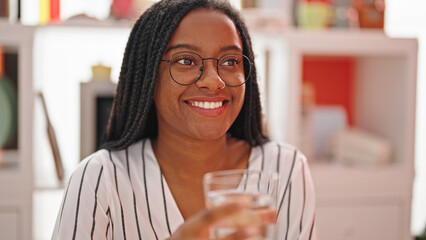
[189,101,224,109]
[185,99,229,116]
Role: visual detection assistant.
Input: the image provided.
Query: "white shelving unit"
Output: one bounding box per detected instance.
[80,80,116,160]
[0,23,35,240]
[252,29,417,240]
[1,22,129,239]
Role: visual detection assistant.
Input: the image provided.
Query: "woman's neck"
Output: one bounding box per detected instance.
[151,132,251,220]
[151,134,233,179]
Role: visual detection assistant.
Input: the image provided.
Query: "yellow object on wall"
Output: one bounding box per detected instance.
[297,1,334,29]
[39,0,51,25]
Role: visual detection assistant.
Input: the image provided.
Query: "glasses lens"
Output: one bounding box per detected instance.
[169,51,203,85]
[168,51,251,86]
[218,53,251,87]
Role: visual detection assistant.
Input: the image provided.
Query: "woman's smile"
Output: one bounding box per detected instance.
[188,101,223,109]
[185,97,229,117]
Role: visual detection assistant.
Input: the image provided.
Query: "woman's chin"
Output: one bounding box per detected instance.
[189,126,230,142]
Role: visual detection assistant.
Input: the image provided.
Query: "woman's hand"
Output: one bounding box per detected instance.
[167,202,276,240]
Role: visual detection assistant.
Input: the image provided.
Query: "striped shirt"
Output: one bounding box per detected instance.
[52,139,316,240]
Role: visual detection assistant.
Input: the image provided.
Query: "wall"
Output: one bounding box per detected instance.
[385,0,426,235]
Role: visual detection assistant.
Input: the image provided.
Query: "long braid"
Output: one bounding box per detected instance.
[103,0,190,149]
[222,2,268,146]
[108,13,150,140]
[102,0,268,150]
[103,11,154,148]
[105,19,139,140]
[120,22,145,134]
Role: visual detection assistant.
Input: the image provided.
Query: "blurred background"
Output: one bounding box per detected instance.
[0,0,425,239]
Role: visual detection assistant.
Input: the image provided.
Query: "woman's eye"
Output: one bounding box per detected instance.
[174,55,197,66]
[221,58,239,66]
[178,59,193,65]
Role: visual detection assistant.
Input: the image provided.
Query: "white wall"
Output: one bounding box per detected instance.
[385,0,426,235]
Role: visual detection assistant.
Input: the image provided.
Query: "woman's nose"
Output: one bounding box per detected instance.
[195,61,226,90]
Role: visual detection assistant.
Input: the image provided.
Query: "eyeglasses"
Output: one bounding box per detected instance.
[161,51,252,87]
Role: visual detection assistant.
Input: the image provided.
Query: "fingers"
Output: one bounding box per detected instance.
[218,228,263,240]
[256,208,277,225]
[175,202,246,238]
[170,204,275,240]
[190,202,246,231]
[215,208,277,228]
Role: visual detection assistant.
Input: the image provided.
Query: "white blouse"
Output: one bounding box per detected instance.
[52,139,317,240]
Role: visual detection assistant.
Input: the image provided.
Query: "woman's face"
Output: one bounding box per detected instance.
[154,8,246,142]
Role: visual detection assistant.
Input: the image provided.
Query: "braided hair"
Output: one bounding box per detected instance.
[102,0,268,150]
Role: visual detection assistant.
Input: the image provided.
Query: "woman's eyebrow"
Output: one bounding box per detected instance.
[220,45,243,53]
[164,44,243,54]
[164,44,201,54]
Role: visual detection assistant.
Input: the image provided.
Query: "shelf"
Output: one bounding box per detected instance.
[257,31,416,165]
[0,150,18,170]
[251,30,417,240]
[0,22,35,240]
[310,162,413,207]
[299,54,412,164]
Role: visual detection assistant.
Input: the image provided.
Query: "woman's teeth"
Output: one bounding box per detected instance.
[191,101,223,109]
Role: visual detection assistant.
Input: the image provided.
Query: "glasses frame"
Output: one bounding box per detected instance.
[161,51,252,87]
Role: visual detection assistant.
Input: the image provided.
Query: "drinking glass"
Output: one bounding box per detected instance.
[203,169,279,239]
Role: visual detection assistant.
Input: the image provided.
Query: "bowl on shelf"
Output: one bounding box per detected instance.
[0,76,17,150]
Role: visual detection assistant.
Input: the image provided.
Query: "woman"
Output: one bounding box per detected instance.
[52,0,316,239]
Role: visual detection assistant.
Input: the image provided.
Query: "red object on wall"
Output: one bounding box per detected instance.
[354,0,385,29]
[111,0,133,19]
[302,56,355,125]
[50,0,60,22]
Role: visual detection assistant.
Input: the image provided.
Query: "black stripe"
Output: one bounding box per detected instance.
[243,173,249,191]
[72,159,92,240]
[285,182,293,240]
[309,215,315,240]
[246,145,251,170]
[109,151,127,240]
[276,143,281,173]
[274,144,282,208]
[58,173,73,233]
[246,155,250,169]
[126,148,143,240]
[161,172,172,236]
[126,148,130,175]
[91,166,104,239]
[260,144,265,171]
[243,145,259,191]
[106,222,110,238]
[299,162,307,235]
[256,145,266,191]
[106,208,112,238]
[278,149,298,215]
[142,140,159,240]
[243,147,251,191]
